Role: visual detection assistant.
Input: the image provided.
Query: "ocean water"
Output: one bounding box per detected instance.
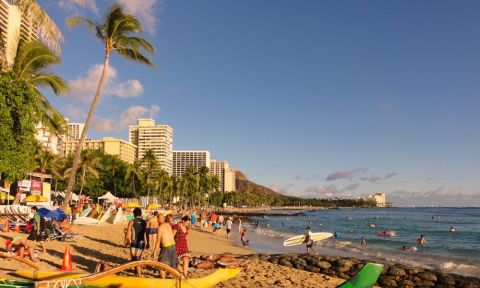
[238,207,480,277]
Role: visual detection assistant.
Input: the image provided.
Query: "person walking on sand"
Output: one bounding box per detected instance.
[125,208,146,277]
[226,217,233,239]
[417,235,427,245]
[238,218,242,233]
[146,211,159,250]
[304,226,316,254]
[152,213,178,279]
[172,215,191,278]
[27,206,46,253]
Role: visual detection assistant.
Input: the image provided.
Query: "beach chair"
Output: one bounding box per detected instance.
[336,262,384,288]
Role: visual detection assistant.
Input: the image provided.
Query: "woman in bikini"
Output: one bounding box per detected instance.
[173,215,191,278]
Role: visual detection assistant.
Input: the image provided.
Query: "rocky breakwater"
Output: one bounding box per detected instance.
[239,254,480,288]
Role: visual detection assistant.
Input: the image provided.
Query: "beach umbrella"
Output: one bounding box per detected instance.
[147,203,161,210]
[38,207,67,221]
[122,202,140,209]
[24,195,48,202]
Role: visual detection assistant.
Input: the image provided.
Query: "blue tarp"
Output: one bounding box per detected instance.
[38,207,67,221]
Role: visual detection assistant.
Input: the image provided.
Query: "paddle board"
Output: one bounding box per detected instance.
[283,232,333,247]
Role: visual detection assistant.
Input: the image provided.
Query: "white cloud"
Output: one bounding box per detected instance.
[59,0,98,13]
[326,168,366,181]
[93,105,160,132]
[68,64,144,102]
[117,0,162,35]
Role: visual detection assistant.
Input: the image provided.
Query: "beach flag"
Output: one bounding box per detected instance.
[3,219,10,232]
[61,244,73,271]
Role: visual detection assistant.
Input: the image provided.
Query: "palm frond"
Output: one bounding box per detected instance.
[31,74,68,95]
[12,0,64,53]
[66,16,105,40]
[115,37,155,55]
[117,48,155,66]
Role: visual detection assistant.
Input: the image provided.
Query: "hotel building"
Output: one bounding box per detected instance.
[0,0,40,67]
[128,119,173,174]
[210,159,236,193]
[62,137,136,164]
[66,122,85,140]
[172,151,211,177]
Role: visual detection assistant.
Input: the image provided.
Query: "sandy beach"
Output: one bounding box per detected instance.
[0,222,345,288]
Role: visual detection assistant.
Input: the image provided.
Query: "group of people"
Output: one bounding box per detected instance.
[124,208,191,278]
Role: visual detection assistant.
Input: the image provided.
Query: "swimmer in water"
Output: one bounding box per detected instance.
[449,226,457,232]
[417,235,427,245]
[402,245,418,252]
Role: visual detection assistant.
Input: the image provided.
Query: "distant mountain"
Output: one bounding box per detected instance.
[235,171,284,197]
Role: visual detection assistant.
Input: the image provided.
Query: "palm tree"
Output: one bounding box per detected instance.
[125,160,142,197]
[63,4,155,208]
[7,41,68,132]
[152,169,169,202]
[64,149,100,198]
[141,150,159,203]
[164,176,174,205]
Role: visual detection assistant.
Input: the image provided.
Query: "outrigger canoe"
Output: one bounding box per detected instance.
[10,260,240,288]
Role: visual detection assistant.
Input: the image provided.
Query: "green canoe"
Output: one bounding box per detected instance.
[337,263,384,288]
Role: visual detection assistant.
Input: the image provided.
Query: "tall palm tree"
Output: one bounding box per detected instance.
[63,5,155,207]
[64,149,100,197]
[125,160,142,197]
[141,150,159,203]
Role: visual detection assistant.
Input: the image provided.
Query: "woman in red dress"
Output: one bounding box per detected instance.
[173,215,190,277]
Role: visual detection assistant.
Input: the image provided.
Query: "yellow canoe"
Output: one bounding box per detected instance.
[14,268,240,288]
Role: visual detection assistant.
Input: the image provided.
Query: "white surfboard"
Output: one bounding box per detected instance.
[283,232,333,247]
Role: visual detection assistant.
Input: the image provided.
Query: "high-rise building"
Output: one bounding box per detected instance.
[210,159,236,192]
[0,0,40,67]
[67,122,85,140]
[61,137,136,164]
[129,119,173,174]
[172,151,211,177]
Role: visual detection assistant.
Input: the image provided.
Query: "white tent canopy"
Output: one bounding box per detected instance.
[55,192,79,201]
[97,192,118,202]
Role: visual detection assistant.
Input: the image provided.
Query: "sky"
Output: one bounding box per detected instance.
[36,0,480,206]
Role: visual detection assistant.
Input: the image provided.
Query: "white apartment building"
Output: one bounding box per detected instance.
[172,151,211,177]
[0,0,40,67]
[129,119,173,174]
[35,122,62,155]
[67,122,85,140]
[210,159,236,193]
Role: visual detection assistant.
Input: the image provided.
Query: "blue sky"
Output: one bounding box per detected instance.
[38,0,480,206]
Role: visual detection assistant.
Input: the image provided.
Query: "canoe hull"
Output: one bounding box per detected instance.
[14,268,240,288]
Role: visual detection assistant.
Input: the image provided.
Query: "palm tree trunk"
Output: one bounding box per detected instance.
[63,53,111,210]
[79,165,86,197]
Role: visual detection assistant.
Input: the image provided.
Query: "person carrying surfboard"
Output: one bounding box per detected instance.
[304,227,316,254]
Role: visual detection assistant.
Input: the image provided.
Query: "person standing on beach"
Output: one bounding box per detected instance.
[172,215,191,278]
[146,211,159,250]
[152,213,178,279]
[125,208,146,276]
[226,217,233,239]
[360,236,367,246]
[240,229,249,247]
[27,206,46,253]
[304,226,316,254]
[238,218,242,233]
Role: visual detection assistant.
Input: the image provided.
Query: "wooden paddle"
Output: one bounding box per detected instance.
[0,251,40,270]
[33,260,182,288]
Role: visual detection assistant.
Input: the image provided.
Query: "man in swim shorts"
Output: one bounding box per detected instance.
[146,211,159,250]
[125,208,146,276]
[152,213,178,278]
[305,226,316,254]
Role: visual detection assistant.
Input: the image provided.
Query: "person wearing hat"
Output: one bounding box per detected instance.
[226,217,233,239]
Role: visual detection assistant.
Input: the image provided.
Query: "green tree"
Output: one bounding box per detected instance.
[141,149,159,202]
[64,4,155,208]
[64,149,100,198]
[125,160,142,197]
[0,73,40,180]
